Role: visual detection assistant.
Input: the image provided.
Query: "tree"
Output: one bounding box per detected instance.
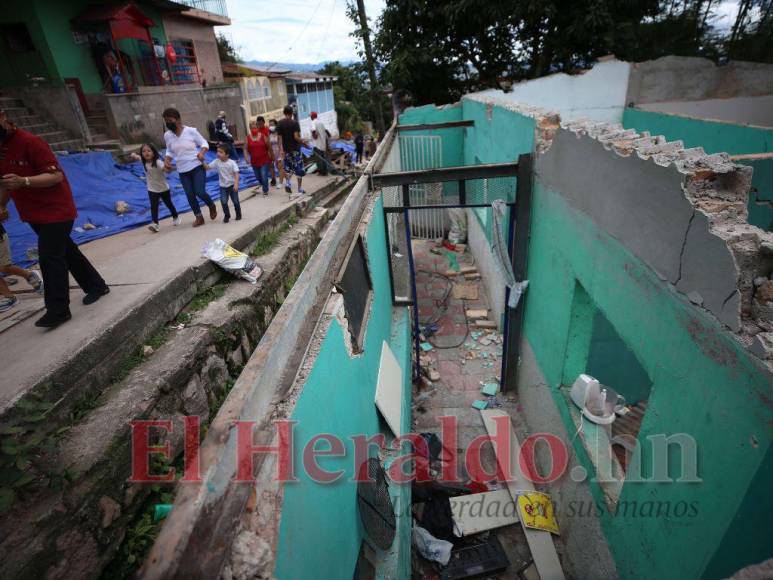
[317,61,390,133]
[372,0,764,106]
[216,33,240,64]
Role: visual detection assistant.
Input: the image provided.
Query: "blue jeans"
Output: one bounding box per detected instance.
[219,185,241,218]
[252,163,270,193]
[178,165,214,217]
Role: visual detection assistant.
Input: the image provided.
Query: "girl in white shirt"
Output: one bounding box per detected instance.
[131,143,181,233]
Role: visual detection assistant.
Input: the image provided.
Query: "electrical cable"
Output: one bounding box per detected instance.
[417,268,470,350]
[261,0,326,72]
[313,0,338,63]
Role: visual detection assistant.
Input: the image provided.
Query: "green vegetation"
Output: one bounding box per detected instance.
[373,0,773,105]
[252,214,298,256]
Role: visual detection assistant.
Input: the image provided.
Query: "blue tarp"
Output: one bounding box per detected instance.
[4,150,259,267]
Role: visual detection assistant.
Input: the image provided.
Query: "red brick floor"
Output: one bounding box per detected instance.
[409,239,537,577]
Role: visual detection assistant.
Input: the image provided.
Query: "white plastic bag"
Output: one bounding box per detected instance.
[447,208,467,244]
[201,239,263,284]
[413,525,453,566]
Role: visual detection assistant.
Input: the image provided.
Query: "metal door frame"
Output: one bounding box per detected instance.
[369,155,534,392]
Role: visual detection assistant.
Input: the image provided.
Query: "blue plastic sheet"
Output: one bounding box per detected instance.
[3,150,258,267]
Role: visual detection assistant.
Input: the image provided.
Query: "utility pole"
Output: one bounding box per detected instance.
[356,0,386,135]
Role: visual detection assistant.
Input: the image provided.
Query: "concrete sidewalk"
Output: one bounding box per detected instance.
[0,174,339,412]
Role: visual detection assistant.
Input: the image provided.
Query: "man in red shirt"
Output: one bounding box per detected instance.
[0,111,109,328]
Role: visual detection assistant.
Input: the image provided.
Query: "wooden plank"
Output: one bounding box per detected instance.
[449,488,519,535]
[480,409,565,580]
[375,340,405,437]
[466,309,488,320]
[475,320,498,329]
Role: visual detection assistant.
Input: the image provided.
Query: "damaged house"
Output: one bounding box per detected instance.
[0,56,770,580]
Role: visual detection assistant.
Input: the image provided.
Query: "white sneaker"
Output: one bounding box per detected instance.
[172,216,182,226]
[26,270,43,294]
[148,223,160,233]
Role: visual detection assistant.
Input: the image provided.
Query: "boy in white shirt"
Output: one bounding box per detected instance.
[204,144,241,223]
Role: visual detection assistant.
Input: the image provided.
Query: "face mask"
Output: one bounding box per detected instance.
[165,121,177,131]
[269,126,276,133]
[250,128,259,136]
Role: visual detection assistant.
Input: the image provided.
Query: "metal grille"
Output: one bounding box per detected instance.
[398,135,446,239]
[356,458,396,550]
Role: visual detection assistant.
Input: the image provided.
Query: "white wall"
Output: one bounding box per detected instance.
[637,94,773,128]
[471,60,632,124]
[299,110,340,140]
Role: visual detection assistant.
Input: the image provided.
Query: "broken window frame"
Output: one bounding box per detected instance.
[334,233,374,353]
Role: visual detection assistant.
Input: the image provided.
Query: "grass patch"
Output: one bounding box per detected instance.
[186,281,230,312]
[252,214,298,256]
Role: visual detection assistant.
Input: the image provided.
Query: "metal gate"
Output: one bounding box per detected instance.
[398,135,445,239]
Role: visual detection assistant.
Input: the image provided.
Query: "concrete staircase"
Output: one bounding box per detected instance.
[0,94,85,151]
[85,100,121,151]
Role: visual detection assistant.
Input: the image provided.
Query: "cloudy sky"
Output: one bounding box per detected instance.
[220,0,741,65]
[220,0,386,64]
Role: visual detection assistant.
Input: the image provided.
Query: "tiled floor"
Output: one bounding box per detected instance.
[409,239,538,578]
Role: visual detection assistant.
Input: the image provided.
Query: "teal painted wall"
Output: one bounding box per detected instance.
[523,178,772,579]
[622,108,773,155]
[398,104,464,170]
[464,103,773,579]
[622,108,773,232]
[460,98,534,240]
[275,197,412,580]
[740,157,773,232]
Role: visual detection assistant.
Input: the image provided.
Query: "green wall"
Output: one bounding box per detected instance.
[523,178,772,579]
[398,104,463,164]
[465,103,773,579]
[740,157,773,232]
[275,197,413,580]
[1,0,169,94]
[0,2,57,87]
[623,108,773,231]
[460,98,534,239]
[622,108,773,155]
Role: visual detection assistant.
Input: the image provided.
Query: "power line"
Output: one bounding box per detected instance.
[314,0,338,64]
[262,0,326,71]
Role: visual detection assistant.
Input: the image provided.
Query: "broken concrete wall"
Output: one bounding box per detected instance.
[461,94,773,579]
[622,108,773,156]
[470,58,631,123]
[637,94,773,128]
[626,56,773,105]
[622,108,773,233]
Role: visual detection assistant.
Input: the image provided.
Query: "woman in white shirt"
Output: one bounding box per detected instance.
[162,107,217,227]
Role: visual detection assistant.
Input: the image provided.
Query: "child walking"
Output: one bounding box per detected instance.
[205,144,241,222]
[131,143,181,233]
[0,218,43,312]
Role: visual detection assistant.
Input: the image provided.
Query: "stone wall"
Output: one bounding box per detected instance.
[105,84,242,145]
[0,208,328,579]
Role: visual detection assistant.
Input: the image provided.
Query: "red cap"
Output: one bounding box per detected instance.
[310,111,317,119]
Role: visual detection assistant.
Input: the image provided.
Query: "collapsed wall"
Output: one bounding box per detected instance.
[552,119,773,362]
